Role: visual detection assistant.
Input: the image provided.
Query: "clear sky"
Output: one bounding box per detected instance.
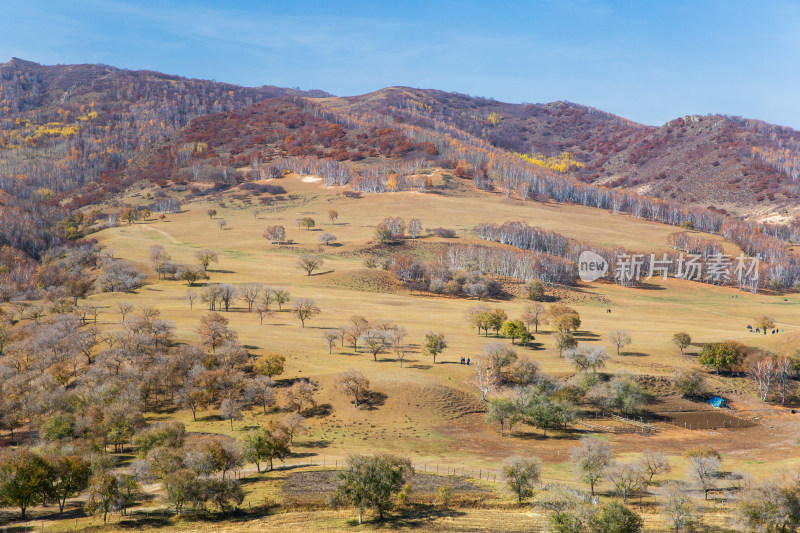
[2,0,799,128]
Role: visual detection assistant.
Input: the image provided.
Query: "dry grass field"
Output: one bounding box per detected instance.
[14,172,800,531]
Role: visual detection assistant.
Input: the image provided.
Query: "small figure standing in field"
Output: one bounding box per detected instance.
[467,358,470,365]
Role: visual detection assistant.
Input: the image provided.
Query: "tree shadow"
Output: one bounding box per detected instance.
[310,270,335,276]
[298,439,331,449]
[620,351,649,357]
[380,504,467,527]
[363,391,388,410]
[408,364,433,370]
[303,403,333,418]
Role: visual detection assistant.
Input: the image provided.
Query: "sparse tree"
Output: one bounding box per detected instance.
[279,413,308,445]
[196,249,218,271]
[754,314,776,335]
[607,462,646,503]
[207,209,217,220]
[686,456,721,500]
[638,450,672,484]
[300,217,315,230]
[423,331,447,363]
[335,454,413,524]
[292,297,320,327]
[525,279,546,301]
[220,399,244,430]
[662,482,698,533]
[672,332,692,354]
[408,218,422,239]
[361,329,388,361]
[321,330,338,354]
[336,369,371,408]
[283,381,315,413]
[571,437,613,496]
[217,219,227,230]
[297,254,324,276]
[253,353,285,379]
[521,302,545,333]
[555,332,577,356]
[242,425,290,473]
[117,301,134,323]
[503,457,541,503]
[238,283,262,312]
[608,330,632,355]
[319,232,337,246]
[263,225,286,245]
[272,287,290,310]
[671,369,706,398]
[328,210,339,225]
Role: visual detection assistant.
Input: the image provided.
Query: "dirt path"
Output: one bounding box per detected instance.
[141,224,182,244]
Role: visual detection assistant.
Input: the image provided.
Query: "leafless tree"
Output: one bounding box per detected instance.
[322,330,339,354]
[185,289,196,310]
[263,225,286,245]
[318,232,337,246]
[297,255,324,276]
[638,450,672,484]
[292,298,320,328]
[608,329,632,354]
[239,284,262,312]
[336,369,370,408]
[408,218,422,239]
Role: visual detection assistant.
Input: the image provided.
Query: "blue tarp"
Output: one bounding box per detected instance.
[707,396,727,408]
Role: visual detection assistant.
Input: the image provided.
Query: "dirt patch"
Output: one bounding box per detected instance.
[319,268,404,293]
[658,410,756,430]
[282,470,489,498]
[408,384,487,421]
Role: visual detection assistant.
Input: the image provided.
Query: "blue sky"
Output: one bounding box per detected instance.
[2,0,800,128]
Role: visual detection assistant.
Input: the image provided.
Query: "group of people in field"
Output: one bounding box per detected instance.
[747,325,784,334]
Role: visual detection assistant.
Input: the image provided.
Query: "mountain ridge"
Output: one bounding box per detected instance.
[2,58,800,220]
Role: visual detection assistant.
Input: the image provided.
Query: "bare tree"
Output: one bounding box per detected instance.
[116,302,134,323]
[239,284,262,312]
[195,249,218,271]
[408,218,422,239]
[661,482,698,533]
[255,304,272,325]
[282,382,315,414]
[686,456,721,500]
[217,219,227,230]
[297,255,324,276]
[608,329,632,355]
[292,298,320,328]
[607,462,646,503]
[322,330,339,354]
[263,226,286,245]
[521,302,545,333]
[186,289,196,310]
[570,437,613,496]
[638,450,672,484]
[472,349,500,401]
[336,369,370,408]
[748,355,776,402]
[318,232,337,246]
[362,329,389,361]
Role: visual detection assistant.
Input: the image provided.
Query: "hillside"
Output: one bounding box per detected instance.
[5,59,800,532]
[320,87,800,217]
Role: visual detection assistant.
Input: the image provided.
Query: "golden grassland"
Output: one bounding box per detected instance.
[21,173,800,531]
